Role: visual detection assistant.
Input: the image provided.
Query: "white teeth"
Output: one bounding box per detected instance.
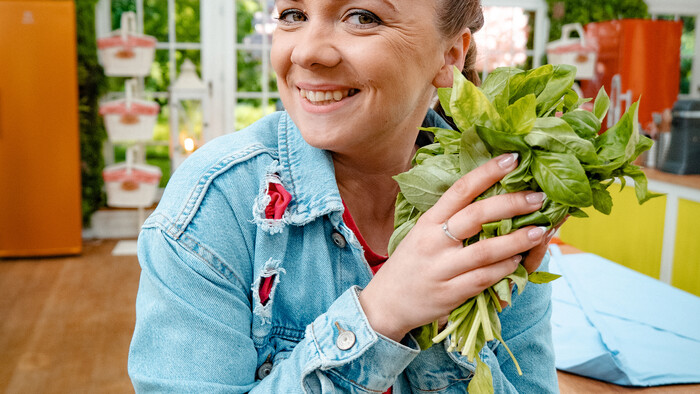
[299,89,351,103]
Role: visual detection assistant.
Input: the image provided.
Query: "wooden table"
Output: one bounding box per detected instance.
[554,241,700,393]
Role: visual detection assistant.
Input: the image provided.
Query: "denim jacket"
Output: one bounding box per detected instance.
[128,110,558,393]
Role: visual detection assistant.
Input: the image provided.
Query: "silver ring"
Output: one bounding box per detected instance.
[442,221,461,243]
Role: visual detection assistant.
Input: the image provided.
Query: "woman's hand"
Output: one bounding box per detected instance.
[358,153,550,342]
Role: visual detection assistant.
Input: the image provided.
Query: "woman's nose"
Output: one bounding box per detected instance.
[289,24,341,69]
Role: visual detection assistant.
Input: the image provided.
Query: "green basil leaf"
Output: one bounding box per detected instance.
[592,186,613,215]
[525,117,597,163]
[498,218,513,236]
[512,209,550,228]
[540,199,569,227]
[532,150,592,207]
[595,101,640,162]
[388,215,419,255]
[501,150,534,193]
[394,192,421,229]
[459,126,491,173]
[482,221,499,238]
[450,67,503,131]
[482,67,524,113]
[503,94,537,134]
[422,126,461,155]
[511,65,553,102]
[562,88,582,112]
[534,65,576,116]
[568,207,589,218]
[411,324,435,351]
[561,110,601,141]
[476,125,529,154]
[393,155,460,212]
[492,278,512,306]
[621,163,665,204]
[506,264,529,295]
[633,134,654,159]
[593,86,610,122]
[413,142,443,165]
[437,87,453,117]
[528,271,561,284]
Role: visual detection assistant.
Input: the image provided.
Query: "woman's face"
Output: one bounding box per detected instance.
[271,0,451,159]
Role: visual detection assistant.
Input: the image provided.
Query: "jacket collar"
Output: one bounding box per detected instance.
[276,109,451,226]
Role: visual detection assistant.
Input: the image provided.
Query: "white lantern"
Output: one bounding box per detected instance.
[169,59,209,170]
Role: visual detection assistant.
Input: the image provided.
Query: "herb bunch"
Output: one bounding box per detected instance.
[388,65,660,393]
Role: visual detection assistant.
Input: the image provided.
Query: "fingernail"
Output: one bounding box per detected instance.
[497,153,519,169]
[528,226,547,241]
[513,255,523,264]
[525,192,546,204]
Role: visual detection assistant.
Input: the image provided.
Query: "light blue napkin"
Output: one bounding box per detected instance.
[549,245,700,386]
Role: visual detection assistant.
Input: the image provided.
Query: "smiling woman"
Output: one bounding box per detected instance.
[127,0,559,392]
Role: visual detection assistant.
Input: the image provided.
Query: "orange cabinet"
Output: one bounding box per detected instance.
[0,0,82,257]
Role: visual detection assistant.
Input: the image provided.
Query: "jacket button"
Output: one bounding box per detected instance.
[331,230,347,248]
[335,322,356,350]
[336,330,356,350]
[256,361,273,380]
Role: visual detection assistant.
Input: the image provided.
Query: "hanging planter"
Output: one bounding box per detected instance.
[103,147,162,208]
[97,11,156,77]
[99,79,160,143]
[546,23,597,80]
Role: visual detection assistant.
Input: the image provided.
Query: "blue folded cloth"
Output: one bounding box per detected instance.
[549,245,700,386]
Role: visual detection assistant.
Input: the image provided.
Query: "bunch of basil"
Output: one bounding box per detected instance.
[388,64,660,393]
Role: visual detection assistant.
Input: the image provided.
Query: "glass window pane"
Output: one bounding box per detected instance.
[680,16,696,95]
[143,0,169,42]
[474,7,530,72]
[176,0,201,42]
[111,0,136,29]
[237,0,264,43]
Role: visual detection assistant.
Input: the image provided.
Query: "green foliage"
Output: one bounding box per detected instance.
[76,0,108,226]
[395,65,661,393]
[546,0,648,41]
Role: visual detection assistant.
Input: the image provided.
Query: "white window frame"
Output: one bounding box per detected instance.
[646,0,700,98]
[95,0,234,144]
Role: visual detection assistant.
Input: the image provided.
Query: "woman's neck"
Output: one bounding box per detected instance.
[333,144,416,255]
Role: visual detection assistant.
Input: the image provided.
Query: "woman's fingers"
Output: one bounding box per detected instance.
[522,217,567,273]
[425,153,519,224]
[444,190,546,241]
[443,226,547,278]
[446,254,523,302]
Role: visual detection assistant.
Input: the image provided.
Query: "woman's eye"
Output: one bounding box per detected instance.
[346,10,381,27]
[278,9,306,24]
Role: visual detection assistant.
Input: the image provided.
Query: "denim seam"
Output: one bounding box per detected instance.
[168,144,279,239]
[269,326,306,342]
[409,376,473,392]
[146,217,249,292]
[324,369,385,393]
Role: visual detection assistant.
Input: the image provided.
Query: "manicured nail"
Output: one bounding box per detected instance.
[513,255,523,264]
[528,226,547,241]
[525,192,546,204]
[497,153,519,169]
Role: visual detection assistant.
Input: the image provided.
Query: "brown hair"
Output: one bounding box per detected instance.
[436,0,484,86]
[433,0,484,126]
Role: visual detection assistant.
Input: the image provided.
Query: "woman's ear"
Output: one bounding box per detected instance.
[433,28,472,88]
